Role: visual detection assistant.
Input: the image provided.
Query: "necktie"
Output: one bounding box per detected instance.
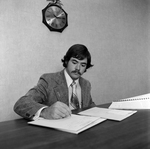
[70,81,79,109]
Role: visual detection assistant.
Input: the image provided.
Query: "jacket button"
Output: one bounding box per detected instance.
[26,113,30,117]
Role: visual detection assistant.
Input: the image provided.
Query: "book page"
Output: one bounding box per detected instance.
[120,93,150,101]
[28,114,106,134]
[109,93,150,109]
[58,118,106,134]
[79,107,137,121]
[109,100,150,109]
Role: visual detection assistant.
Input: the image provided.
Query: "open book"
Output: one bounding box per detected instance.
[28,114,106,134]
[79,107,136,121]
[109,93,150,110]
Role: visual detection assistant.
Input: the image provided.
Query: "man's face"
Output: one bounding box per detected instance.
[66,57,87,80]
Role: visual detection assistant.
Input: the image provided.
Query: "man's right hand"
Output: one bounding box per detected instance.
[40,101,71,119]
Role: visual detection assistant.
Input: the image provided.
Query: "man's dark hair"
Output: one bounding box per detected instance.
[61,44,93,70]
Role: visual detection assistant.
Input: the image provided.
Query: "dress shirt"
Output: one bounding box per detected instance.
[64,69,81,109]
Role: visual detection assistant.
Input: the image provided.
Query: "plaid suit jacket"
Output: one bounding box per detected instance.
[14,70,95,119]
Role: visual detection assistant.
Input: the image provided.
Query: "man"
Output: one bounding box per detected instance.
[14,44,95,120]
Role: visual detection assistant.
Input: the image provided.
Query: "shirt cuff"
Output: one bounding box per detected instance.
[32,106,48,120]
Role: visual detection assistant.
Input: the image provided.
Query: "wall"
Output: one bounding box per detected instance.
[148,1,150,90]
[0,0,149,122]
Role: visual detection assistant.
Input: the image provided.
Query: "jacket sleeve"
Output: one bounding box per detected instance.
[13,74,49,120]
[89,95,96,107]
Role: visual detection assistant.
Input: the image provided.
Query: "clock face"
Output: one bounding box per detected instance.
[45,5,67,30]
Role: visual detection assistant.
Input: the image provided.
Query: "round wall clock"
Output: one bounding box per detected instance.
[42,1,68,33]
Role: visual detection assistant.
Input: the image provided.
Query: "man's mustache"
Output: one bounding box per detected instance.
[71,70,81,75]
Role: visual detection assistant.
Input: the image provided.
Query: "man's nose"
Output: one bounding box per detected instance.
[75,64,80,70]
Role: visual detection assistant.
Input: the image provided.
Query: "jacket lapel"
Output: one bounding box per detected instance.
[53,70,69,106]
[52,70,90,108]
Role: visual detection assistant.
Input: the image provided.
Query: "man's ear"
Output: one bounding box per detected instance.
[65,61,68,67]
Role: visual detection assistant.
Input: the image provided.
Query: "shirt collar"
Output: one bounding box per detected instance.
[64,69,79,87]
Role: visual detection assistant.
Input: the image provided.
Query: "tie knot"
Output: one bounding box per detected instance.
[71,81,76,87]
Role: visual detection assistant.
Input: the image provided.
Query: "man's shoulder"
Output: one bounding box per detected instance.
[40,70,64,81]
[41,71,60,77]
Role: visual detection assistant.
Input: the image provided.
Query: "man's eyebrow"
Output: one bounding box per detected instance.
[71,59,78,62]
[71,58,87,64]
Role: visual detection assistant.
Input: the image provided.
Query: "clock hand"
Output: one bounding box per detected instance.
[57,12,64,18]
[53,12,64,19]
[53,14,59,19]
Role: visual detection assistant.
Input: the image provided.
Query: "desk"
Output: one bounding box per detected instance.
[0,104,150,149]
